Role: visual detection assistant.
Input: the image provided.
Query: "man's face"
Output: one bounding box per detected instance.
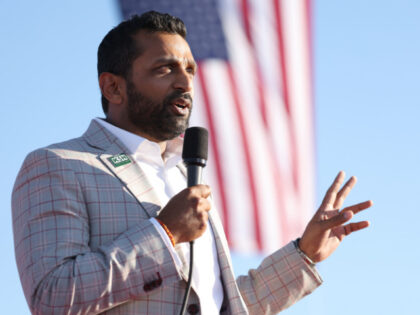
[125,31,196,142]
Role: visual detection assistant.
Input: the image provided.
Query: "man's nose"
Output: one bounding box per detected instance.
[173,69,193,93]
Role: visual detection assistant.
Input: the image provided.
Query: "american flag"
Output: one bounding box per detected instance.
[118,0,315,255]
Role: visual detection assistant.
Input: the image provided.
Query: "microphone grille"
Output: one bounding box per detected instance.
[182,127,208,161]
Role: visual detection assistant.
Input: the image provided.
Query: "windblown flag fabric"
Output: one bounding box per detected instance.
[118,0,315,254]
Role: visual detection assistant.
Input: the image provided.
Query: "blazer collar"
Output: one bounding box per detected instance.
[82,119,120,151]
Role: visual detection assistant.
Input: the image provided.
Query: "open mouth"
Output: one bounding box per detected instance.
[170,97,191,116]
[175,103,187,109]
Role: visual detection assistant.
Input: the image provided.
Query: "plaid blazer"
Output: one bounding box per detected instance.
[12,120,322,315]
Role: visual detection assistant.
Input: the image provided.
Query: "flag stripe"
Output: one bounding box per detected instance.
[240,0,253,44]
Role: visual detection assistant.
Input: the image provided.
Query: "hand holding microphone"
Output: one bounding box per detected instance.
[156,127,210,244]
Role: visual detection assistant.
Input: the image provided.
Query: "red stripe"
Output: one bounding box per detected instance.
[196,66,231,245]
[273,0,300,194]
[225,64,262,251]
[240,0,253,43]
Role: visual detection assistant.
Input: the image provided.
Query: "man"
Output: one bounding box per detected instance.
[12,11,372,315]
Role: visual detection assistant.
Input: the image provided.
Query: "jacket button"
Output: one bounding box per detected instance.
[143,273,162,292]
[143,283,151,292]
[155,277,162,287]
[187,303,199,314]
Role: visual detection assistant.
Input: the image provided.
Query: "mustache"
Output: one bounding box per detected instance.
[165,91,193,104]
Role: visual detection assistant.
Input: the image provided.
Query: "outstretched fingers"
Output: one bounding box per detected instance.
[334,176,357,209]
[342,200,373,215]
[320,200,372,230]
[342,220,370,236]
[321,209,353,230]
[320,171,346,210]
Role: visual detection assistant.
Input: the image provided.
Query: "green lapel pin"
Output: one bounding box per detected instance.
[108,153,132,168]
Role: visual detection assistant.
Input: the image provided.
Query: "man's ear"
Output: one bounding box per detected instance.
[99,72,127,106]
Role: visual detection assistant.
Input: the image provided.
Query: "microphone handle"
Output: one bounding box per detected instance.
[186,165,203,187]
[180,164,202,315]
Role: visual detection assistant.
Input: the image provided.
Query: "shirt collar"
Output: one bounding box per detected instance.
[94,118,183,166]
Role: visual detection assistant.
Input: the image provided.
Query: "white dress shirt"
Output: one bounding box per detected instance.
[95,118,223,314]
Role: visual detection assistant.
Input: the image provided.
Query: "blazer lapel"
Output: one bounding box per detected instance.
[83,120,162,218]
[209,212,248,313]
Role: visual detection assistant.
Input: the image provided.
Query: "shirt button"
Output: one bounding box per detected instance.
[187,303,200,314]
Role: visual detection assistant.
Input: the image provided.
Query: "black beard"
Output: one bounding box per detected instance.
[126,81,192,141]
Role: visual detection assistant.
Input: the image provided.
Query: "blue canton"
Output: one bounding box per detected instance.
[119,0,229,61]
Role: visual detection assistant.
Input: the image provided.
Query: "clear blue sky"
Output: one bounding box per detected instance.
[1,1,419,314]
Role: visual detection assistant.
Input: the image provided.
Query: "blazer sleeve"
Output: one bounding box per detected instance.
[236,241,323,314]
[12,148,182,315]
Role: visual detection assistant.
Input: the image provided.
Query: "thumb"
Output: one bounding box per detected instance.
[193,184,211,198]
[322,211,353,230]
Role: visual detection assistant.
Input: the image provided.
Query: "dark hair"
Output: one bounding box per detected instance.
[97,11,187,114]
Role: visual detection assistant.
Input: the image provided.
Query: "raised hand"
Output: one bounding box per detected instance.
[299,171,372,263]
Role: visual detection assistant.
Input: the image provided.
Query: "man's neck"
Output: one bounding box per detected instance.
[104,117,167,157]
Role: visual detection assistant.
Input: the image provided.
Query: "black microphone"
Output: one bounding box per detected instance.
[182,127,208,187]
[179,126,208,315]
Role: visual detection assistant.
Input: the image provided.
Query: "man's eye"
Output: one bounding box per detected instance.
[157,66,172,73]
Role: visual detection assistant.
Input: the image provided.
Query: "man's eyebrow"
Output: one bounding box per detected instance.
[154,57,197,69]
